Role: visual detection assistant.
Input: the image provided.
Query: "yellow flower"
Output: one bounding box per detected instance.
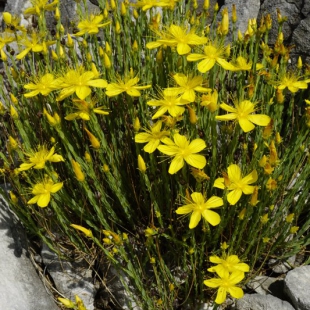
[24,0,59,16]
[266,178,277,190]
[147,24,207,55]
[2,12,26,32]
[133,0,169,11]
[24,73,60,97]
[70,224,93,238]
[16,32,54,60]
[166,73,210,102]
[28,178,63,208]
[157,133,206,174]
[147,88,190,119]
[190,167,210,182]
[290,226,299,234]
[18,145,64,171]
[249,186,259,206]
[65,98,109,121]
[187,42,236,73]
[75,14,111,36]
[0,31,15,50]
[134,120,170,153]
[201,89,218,112]
[176,192,223,229]
[228,56,252,71]
[106,76,151,97]
[214,164,258,205]
[56,67,108,101]
[260,213,269,224]
[274,72,310,93]
[216,100,271,132]
[204,269,245,304]
[208,254,250,274]
[57,297,75,308]
[263,237,270,243]
[285,213,294,223]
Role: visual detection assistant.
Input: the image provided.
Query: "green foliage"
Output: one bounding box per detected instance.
[0,0,309,308]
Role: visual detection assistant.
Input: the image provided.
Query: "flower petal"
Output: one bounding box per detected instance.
[228,286,244,299]
[188,139,206,153]
[241,169,258,185]
[227,189,242,205]
[175,205,194,214]
[189,210,202,228]
[215,287,227,304]
[191,192,205,204]
[219,103,237,113]
[37,193,51,207]
[203,278,221,288]
[144,140,160,153]
[185,154,206,169]
[247,114,271,126]
[168,156,184,174]
[87,79,108,88]
[202,209,221,226]
[227,164,241,183]
[197,58,216,73]
[205,196,224,208]
[76,86,91,100]
[50,182,63,193]
[177,43,191,55]
[214,178,225,189]
[238,118,255,132]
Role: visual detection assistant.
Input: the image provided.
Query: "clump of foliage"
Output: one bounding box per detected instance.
[0,0,309,309]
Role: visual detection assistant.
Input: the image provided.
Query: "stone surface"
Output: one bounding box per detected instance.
[258,0,301,44]
[292,15,310,62]
[284,265,310,310]
[246,275,286,300]
[268,256,295,274]
[0,189,59,310]
[236,293,295,310]
[41,244,96,310]
[221,0,261,33]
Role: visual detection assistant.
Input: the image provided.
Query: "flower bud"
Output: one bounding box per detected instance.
[84,127,100,149]
[133,117,140,132]
[103,52,111,69]
[67,33,74,47]
[138,155,146,173]
[232,4,237,23]
[10,105,18,119]
[121,2,126,16]
[71,159,85,182]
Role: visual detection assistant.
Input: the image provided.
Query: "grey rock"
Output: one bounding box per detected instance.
[292,15,310,57]
[246,276,286,300]
[258,0,301,44]
[302,1,310,16]
[98,264,142,310]
[284,265,310,310]
[268,256,295,274]
[235,293,295,310]
[0,191,59,310]
[221,0,261,33]
[41,244,96,310]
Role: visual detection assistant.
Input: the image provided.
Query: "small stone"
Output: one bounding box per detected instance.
[41,244,96,310]
[235,293,295,310]
[284,265,310,310]
[246,275,286,299]
[268,256,295,274]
